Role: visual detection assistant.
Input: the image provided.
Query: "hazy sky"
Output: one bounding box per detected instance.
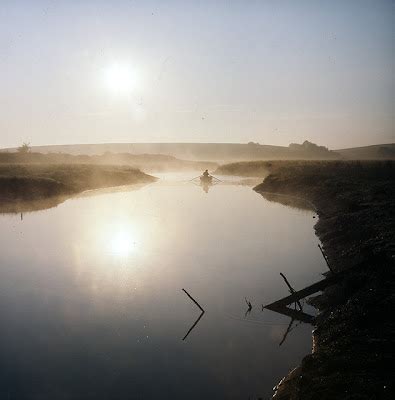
[0,0,394,149]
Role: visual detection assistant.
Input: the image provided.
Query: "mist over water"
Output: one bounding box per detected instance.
[0,174,326,399]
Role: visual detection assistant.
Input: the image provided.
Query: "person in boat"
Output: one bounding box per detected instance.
[203,169,210,178]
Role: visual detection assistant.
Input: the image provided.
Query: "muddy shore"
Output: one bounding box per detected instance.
[253,161,394,399]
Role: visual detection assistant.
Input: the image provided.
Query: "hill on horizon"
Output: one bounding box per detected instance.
[335,143,395,160]
[1,141,394,161]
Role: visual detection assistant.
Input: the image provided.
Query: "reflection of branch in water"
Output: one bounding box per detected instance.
[263,303,314,345]
[265,304,315,324]
[279,317,294,346]
[279,317,303,346]
[182,310,205,341]
[181,288,205,341]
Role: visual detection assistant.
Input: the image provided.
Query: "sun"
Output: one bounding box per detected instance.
[104,63,136,94]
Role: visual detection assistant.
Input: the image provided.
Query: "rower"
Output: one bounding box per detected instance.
[203,169,209,177]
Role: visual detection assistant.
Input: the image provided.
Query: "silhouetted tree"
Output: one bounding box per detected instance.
[17,142,31,153]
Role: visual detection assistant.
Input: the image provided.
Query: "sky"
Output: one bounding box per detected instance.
[0,0,394,149]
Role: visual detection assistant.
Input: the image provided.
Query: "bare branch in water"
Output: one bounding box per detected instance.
[279,273,303,311]
[182,288,205,312]
[181,288,205,341]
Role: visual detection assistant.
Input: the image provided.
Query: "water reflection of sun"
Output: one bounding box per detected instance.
[109,230,137,257]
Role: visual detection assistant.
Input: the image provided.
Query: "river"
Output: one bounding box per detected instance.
[0,174,326,399]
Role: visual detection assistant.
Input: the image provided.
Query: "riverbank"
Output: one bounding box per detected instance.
[0,164,156,212]
[0,151,218,172]
[252,161,394,399]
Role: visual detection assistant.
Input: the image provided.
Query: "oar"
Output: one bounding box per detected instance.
[211,176,223,182]
[189,175,202,182]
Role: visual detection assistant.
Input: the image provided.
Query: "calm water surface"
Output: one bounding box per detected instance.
[0,174,326,399]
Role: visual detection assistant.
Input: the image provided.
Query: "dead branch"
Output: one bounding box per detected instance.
[182,288,205,313]
[279,272,303,311]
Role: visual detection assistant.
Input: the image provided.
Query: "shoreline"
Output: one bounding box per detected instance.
[252,161,394,399]
[0,164,156,213]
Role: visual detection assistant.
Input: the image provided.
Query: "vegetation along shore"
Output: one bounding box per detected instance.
[0,164,156,213]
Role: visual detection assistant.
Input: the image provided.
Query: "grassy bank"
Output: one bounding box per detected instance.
[0,164,156,211]
[253,161,394,399]
[214,159,342,177]
[215,160,272,177]
[0,151,217,172]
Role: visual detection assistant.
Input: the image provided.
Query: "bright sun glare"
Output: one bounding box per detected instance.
[104,63,137,94]
[110,230,136,257]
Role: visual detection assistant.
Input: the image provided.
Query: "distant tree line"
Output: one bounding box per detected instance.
[288,140,330,153]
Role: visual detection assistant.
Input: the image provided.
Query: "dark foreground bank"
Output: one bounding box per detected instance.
[252,161,394,399]
[0,164,156,212]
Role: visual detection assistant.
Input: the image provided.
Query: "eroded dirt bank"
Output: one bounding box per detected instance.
[254,161,394,400]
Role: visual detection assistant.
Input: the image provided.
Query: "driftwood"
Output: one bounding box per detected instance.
[263,273,341,310]
[263,262,364,325]
[279,273,303,311]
